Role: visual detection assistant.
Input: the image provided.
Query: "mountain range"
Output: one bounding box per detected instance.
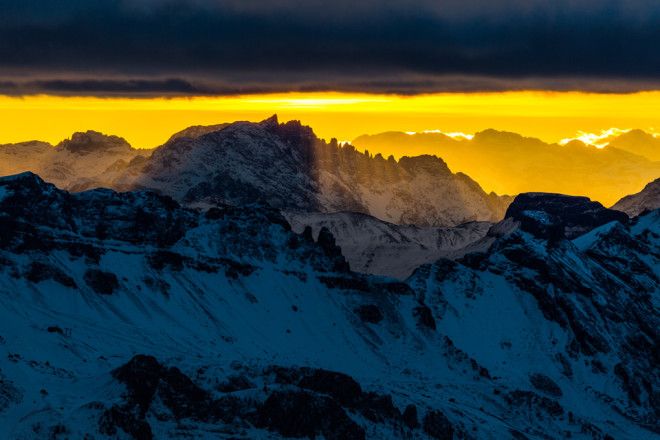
[353,129,660,206]
[0,116,510,228]
[0,116,658,439]
[0,171,657,439]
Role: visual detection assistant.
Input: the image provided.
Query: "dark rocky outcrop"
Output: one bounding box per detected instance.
[403,404,419,429]
[255,390,365,440]
[414,304,437,330]
[529,373,563,397]
[24,262,77,289]
[506,193,628,239]
[84,269,119,295]
[423,409,454,440]
[298,369,363,406]
[354,304,383,323]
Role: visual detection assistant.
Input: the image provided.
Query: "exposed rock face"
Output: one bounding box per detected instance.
[56,130,133,155]
[505,192,629,239]
[423,410,454,440]
[612,178,660,217]
[0,173,656,439]
[409,203,659,434]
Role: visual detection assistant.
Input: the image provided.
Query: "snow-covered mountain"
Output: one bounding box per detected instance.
[0,131,146,190]
[285,211,492,278]
[58,116,512,227]
[612,178,660,218]
[283,192,631,279]
[0,172,656,439]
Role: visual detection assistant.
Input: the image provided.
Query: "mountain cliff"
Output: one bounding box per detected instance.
[612,178,660,218]
[0,172,656,439]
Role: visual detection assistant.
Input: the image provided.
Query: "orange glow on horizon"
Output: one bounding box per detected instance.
[0,91,659,149]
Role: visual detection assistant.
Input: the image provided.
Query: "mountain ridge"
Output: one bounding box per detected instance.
[0,172,656,439]
[612,178,660,217]
[353,128,660,206]
[58,116,513,227]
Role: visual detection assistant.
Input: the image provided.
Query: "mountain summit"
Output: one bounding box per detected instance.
[56,130,133,155]
[612,178,660,217]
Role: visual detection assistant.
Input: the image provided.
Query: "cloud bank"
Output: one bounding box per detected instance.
[1,0,658,96]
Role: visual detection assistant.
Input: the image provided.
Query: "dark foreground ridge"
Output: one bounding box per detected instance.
[0,172,657,439]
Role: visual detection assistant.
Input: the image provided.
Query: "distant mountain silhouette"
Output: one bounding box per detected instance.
[353,129,660,206]
[607,129,660,161]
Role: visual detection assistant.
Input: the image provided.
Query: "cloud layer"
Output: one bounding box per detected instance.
[1,0,658,96]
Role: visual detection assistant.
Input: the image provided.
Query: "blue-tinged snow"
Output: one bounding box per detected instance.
[0,173,657,439]
[572,220,621,251]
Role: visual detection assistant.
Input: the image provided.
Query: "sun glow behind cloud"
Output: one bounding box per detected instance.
[0,91,659,148]
[559,128,632,148]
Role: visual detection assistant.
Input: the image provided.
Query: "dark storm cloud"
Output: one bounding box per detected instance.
[0,0,658,96]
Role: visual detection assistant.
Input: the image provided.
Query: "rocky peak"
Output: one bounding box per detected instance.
[0,171,55,195]
[56,130,133,155]
[259,114,279,130]
[166,124,230,143]
[397,155,451,176]
[505,193,629,239]
[612,178,660,217]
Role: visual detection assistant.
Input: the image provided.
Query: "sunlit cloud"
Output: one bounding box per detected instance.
[559,128,632,148]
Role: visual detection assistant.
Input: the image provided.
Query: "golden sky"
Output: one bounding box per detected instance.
[1,91,659,148]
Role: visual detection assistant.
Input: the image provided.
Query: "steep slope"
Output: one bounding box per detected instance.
[284,192,630,279]
[0,131,145,190]
[408,198,659,438]
[612,178,660,217]
[0,173,656,439]
[353,129,660,206]
[285,211,492,278]
[95,116,511,227]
